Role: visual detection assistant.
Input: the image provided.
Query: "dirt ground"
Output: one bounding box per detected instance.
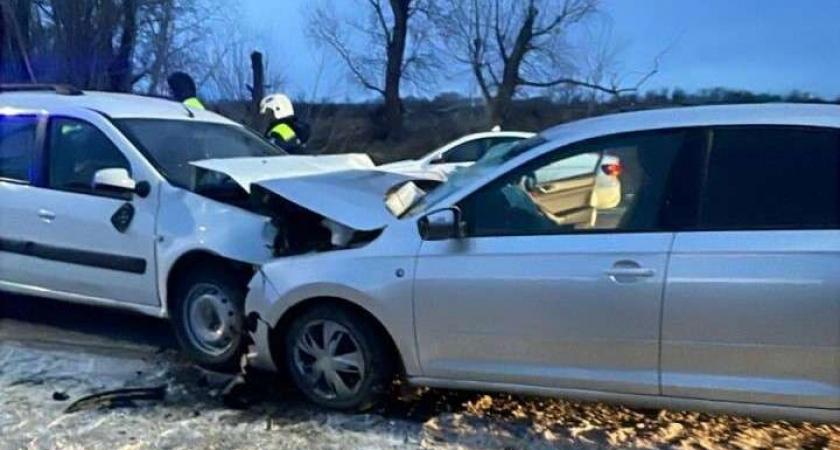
[1,295,838,450]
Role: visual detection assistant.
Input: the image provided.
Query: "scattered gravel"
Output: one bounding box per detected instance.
[1,297,838,449]
[1,338,838,450]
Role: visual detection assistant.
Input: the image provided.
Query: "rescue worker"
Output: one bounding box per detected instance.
[167,72,205,110]
[260,94,310,154]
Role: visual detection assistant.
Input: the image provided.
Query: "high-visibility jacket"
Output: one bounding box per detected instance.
[269,123,297,142]
[183,97,205,110]
[266,119,310,154]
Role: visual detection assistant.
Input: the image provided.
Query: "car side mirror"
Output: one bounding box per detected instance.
[419,207,464,241]
[429,154,445,165]
[92,168,150,198]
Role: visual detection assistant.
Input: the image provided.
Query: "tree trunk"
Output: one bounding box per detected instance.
[487,5,537,127]
[1,0,35,83]
[383,0,410,138]
[108,0,139,92]
[250,51,265,128]
[0,1,7,81]
[13,0,29,50]
[489,95,511,126]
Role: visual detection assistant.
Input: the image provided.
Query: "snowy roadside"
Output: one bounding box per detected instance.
[1,298,839,449]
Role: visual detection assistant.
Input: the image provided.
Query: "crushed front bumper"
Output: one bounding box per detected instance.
[243,270,280,372]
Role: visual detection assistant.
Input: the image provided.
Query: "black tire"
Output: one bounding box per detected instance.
[169,263,247,373]
[284,304,395,412]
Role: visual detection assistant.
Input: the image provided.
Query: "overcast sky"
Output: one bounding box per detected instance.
[238,0,840,100]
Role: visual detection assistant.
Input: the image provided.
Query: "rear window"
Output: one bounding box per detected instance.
[0,115,38,182]
[701,127,840,230]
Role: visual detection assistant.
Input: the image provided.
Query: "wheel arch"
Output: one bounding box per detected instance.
[267,296,406,377]
[165,250,254,316]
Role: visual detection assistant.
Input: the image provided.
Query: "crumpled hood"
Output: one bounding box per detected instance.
[191,154,376,193]
[378,159,422,171]
[251,169,431,231]
[380,158,458,180]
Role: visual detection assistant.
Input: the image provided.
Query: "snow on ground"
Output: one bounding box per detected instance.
[1,296,839,450]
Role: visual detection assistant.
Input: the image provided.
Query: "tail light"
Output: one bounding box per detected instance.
[601,162,623,177]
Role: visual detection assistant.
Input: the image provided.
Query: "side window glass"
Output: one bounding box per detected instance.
[440,140,486,164]
[702,127,840,230]
[459,130,688,237]
[0,115,38,182]
[47,118,131,195]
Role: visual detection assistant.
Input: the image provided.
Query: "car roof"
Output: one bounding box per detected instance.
[459,130,535,140]
[541,103,840,144]
[0,90,237,125]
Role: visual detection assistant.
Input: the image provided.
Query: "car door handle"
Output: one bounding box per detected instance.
[604,268,656,278]
[38,209,56,222]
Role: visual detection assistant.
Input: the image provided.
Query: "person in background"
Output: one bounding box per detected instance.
[260,94,310,154]
[167,72,205,110]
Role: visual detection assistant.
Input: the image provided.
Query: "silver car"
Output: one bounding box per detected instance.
[244,104,840,422]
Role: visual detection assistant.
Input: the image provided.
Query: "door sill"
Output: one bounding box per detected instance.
[0,280,165,318]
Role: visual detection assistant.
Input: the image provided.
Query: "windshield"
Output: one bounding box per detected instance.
[403,136,547,217]
[115,119,286,187]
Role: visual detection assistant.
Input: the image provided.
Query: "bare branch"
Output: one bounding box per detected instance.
[368,0,393,44]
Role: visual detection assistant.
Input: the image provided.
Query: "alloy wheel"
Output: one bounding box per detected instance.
[293,320,366,400]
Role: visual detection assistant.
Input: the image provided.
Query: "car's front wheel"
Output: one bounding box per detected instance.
[170,264,247,372]
[284,304,395,412]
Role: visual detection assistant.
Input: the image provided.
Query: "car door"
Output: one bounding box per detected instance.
[0,112,45,290]
[414,129,697,395]
[10,114,160,307]
[662,126,840,409]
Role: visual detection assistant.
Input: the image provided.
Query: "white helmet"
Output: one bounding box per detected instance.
[260,94,295,120]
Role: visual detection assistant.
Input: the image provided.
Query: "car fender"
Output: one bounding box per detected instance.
[155,184,275,314]
[250,239,423,376]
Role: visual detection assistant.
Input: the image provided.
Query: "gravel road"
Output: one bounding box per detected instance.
[1,295,838,449]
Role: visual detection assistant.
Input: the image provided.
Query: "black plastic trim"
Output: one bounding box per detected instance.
[0,237,146,274]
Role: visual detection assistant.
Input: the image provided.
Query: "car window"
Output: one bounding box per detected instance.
[439,139,486,164]
[403,137,548,217]
[47,118,131,196]
[459,130,688,237]
[0,115,38,182]
[438,137,523,164]
[701,127,840,230]
[115,119,285,188]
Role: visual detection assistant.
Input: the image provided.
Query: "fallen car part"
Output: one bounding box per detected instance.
[64,385,167,413]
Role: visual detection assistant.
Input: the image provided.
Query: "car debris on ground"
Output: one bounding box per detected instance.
[64,386,167,414]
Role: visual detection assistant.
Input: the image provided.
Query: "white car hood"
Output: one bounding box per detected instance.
[379,159,459,181]
[191,154,376,193]
[252,169,429,231]
[192,154,440,231]
[254,170,434,231]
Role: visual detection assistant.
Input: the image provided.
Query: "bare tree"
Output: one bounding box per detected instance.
[3,0,144,90]
[0,0,209,93]
[436,0,657,126]
[0,0,37,82]
[308,0,436,138]
[133,0,220,95]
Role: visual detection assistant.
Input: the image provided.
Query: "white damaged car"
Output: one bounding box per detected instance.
[0,87,394,371]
